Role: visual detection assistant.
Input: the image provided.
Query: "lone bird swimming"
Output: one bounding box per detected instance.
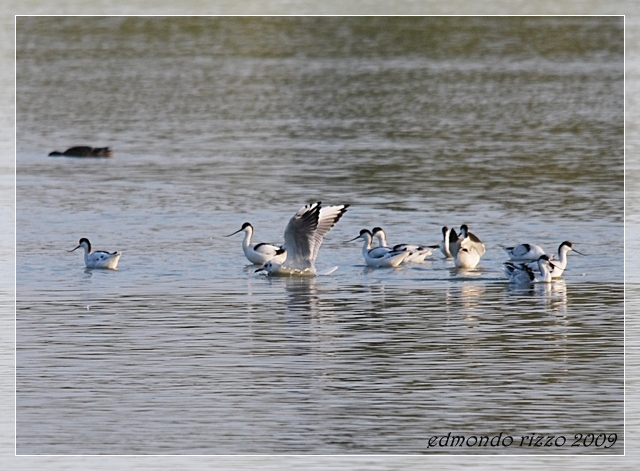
[49,146,113,158]
[69,238,121,269]
[256,201,349,276]
[226,222,286,265]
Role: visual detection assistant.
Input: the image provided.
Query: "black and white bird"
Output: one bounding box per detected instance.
[226,222,286,265]
[68,238,121,269]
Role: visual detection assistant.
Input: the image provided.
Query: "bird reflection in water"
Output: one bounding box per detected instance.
[284,277,320,317]
[504,279,568,313]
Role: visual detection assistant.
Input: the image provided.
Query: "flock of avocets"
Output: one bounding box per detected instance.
[69,201,583,284]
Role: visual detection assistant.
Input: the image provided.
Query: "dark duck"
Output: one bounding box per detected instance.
[48,146,113,157]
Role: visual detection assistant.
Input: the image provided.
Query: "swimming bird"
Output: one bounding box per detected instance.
[502,254,556,284]
[458,224,486,257]
[371,227,436,263]
[349,229,409,268]
[454,246,481,269]
[226,222,286,265]
[49,146,113,158]
[439,226,459,258]
[68,238,121,269]
[523,241,584,278]
[256,202,348,276]
[503,243,546,262]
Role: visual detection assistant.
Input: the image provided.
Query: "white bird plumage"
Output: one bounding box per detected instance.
[458,224,486,257]
[503,243,546,262]
[522,241,584,278]
[68,238,121,269]
[439,226,459,259]
[371,227,436,263]
[454,246,481,269]
[256,202,349,276]
[502,254,556,284]
[349,229,409,268]
[226,222,286,265]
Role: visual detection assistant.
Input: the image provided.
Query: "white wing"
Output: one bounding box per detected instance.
[505,243,545,261]
[312,204,349,261]
[283,202,348,270]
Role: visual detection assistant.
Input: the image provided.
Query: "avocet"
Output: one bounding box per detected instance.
[68,238,121,269]
[502,254,556,284]
[349,229,409,268]
[226,222,286,265]
[458,224,486,257]
[371,227,436,263]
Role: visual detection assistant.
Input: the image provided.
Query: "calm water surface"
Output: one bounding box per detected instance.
[16,17,623,454]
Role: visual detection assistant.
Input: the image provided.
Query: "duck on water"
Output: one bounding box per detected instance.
[49,146,113,158]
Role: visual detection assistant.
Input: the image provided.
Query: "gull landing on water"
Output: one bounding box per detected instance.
[256,202,349,276]
[68,238,121,269]
[225,222,286,265]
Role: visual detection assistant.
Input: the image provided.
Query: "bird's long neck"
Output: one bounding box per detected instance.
[242,228,253,249]
[362,236,373,254]
[557,246,570,265]
[539,263,551,281]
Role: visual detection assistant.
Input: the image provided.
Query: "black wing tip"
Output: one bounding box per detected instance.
[335,204,349,222]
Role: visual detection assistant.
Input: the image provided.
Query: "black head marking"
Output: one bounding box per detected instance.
[78,238,91,252]
[241,222,252,230]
